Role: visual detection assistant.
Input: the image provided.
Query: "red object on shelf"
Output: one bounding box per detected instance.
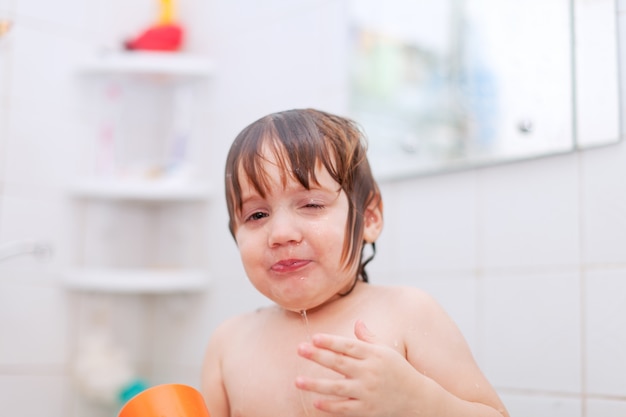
[124,24,184,52]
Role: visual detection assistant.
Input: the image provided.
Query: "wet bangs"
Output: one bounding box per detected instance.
[225,110,340,233]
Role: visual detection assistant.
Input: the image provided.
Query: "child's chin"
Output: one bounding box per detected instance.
[279,297,335,314]
[278,300,317,313]
[281,304,310,313]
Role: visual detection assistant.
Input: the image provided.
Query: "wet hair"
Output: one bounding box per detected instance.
[224,108,382,283]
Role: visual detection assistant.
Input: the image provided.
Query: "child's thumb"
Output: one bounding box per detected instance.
[354,319,376,343]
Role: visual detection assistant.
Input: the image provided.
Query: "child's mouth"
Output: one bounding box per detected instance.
[271,259,310,273]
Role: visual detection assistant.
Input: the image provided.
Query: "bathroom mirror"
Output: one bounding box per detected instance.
[348,0,621,179]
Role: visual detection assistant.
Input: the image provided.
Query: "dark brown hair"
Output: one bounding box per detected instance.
[225,108,381,282]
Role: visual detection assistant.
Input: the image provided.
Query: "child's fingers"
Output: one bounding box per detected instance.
[295,376,363,414]
[297,340,360,375]
[294,375,356,398]
[308,333,369,359]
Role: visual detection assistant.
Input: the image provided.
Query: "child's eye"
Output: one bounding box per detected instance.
[303,203,324,210]
[245,211,268,222]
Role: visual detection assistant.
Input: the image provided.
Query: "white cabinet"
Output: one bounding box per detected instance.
[65,52,214,293]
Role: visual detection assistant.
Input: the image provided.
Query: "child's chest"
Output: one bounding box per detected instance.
[220,305,407,417]
[221,320,346,417]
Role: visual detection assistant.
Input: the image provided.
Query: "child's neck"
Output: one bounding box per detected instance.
[285,279,366,319]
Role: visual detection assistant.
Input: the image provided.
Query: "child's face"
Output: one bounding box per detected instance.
[232,150,359,313]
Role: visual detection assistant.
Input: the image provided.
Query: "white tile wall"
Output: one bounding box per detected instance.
[500,393,582,417]
[580,144,626,265]
[477,155,581,269]
[378,172,479,273]
[586,398,626,417]
[0,281,70,366]
[0,374,71,416]
[480,270,582,393]
[1,0,626,416]
[585,268,626,397]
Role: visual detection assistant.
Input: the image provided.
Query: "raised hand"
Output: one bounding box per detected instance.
[294,319,425,416]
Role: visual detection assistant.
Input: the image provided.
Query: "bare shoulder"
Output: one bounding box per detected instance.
[380,284,437,301]
[361,284,476,373]
[374,284,466,342]
[368,284,447,319]
[356,284,462,348]
[203,306,275,376]
[206,306,273,351]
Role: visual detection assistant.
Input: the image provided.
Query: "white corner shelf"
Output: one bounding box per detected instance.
[69,179,213,202]
[78,51,214,78]
[68,51,214,295]
[64,268,211,294]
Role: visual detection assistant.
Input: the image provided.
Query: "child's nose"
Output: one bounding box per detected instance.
[267,211,302,247]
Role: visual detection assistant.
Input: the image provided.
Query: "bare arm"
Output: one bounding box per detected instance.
[201,321,231,417]
[403,289,508,416]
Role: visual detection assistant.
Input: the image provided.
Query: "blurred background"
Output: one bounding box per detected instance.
[0,0,625,416]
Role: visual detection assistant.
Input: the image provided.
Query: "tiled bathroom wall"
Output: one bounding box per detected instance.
[1,0,625,416]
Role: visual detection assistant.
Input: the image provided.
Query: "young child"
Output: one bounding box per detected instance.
[201,108,508,417]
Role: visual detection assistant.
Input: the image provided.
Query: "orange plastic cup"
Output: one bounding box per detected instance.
[118,383,210,417]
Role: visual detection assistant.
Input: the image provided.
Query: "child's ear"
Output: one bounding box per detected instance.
[363,199,383,243]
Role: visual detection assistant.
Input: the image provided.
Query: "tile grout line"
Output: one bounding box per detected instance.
[576,132,588,417]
